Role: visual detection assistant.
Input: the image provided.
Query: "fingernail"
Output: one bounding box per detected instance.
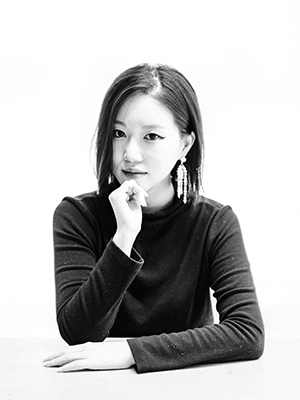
[139,194,147,207]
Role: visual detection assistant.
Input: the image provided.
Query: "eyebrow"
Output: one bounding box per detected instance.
[114,120,165,130]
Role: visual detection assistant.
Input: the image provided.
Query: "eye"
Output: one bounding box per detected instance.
[144,133,164,141]
[113,129,126,139]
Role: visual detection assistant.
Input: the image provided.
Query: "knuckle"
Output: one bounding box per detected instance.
[64,353,72,362]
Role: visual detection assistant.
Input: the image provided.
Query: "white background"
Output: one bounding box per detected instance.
[1,0,299,339]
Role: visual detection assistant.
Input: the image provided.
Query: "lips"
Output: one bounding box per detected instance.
[122,169,147,179]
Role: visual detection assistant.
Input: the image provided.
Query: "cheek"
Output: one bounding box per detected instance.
[152,148,180,174]
[112,144,122,165]
[161,141,183,164]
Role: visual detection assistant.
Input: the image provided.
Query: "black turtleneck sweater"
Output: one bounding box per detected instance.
[53,189,264,373]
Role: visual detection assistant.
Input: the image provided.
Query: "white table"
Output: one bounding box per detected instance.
[1,336,299,399]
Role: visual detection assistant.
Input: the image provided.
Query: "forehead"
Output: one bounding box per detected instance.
[115,94,176,127]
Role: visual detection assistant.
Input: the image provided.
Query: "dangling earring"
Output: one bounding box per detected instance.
[108,174,114,184]
[177,157,188,204]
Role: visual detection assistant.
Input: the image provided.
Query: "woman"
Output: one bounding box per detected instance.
[44,63,264,373]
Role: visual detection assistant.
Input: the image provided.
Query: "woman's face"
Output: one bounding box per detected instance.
[112,94,194,210]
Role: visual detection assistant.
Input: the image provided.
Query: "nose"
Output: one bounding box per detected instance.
[124,138,143,163]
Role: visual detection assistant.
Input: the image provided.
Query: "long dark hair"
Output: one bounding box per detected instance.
[95,63,204,201]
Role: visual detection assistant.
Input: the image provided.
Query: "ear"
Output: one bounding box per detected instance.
[181,131,196,157]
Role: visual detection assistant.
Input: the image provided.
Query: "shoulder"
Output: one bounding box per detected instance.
[195,195,224,211]
[191,195,233,219]
[53,190,112,227]
[190,195,240,235]
[54,190,98,214]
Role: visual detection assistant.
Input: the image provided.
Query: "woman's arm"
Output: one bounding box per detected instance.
[53,200,264,373]
[54,197,144,345]
[54,180,148,345]
[127,206,264,373]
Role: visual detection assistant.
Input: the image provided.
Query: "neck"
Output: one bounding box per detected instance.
[142,179,175,213]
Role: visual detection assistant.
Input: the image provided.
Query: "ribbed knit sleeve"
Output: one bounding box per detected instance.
[53,193,264,373]
[127,206,264,373]
[54,198,143,345]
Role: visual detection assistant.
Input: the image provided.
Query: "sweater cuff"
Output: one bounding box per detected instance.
[108,238,144,266]
[127,337,163,374]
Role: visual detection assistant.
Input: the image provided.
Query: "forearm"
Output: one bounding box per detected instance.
[128,312,264,373]
[113,230,137,257]
[56,240,143,344]
[128,207,265,373]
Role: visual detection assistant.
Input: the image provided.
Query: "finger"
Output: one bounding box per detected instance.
[122,180,148,196]
[133,190,147,207]
[123,180,148,206]
[43,352,65,363]
[43,343,89,363]
[44,352,85,368]
[129,181,149,199]
[57,359,88,373]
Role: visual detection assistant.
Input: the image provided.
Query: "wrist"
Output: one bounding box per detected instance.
[113,230,137,257]
[124,341,135,368]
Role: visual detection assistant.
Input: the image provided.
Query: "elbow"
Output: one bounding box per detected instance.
[57,317,108,345]
[228,317,265,361]
[251,328,265,359]
[57,319,80,345]
[247,336,264,360]
[243,323,265,360]
[58,323,79,346]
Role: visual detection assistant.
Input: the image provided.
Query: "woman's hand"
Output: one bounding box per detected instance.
[43,340,135,373]
[109,180,148,256]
